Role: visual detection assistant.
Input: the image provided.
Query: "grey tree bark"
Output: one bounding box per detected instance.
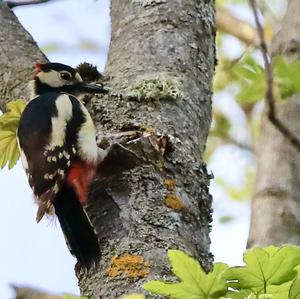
[80,0,215,297]
[247,0,300,247]
[0,3,47,111]
[0,1,215,298]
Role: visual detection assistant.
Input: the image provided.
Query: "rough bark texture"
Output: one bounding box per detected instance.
[0,3,47,110]
[78,0,215,297]
[0,1,215,298]
[247,0,300,248]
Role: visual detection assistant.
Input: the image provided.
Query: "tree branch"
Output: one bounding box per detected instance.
[224,136,254,153]
[216,6,259,47]
[12,285,62,299]
[249,0,300,152]
[256,0,279,28]
[4,0,58,8]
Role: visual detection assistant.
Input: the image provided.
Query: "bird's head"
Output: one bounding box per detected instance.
[31,62,109,98]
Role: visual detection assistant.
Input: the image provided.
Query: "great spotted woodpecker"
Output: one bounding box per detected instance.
[17,62,108,267]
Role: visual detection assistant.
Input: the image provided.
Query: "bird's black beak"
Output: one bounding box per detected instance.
[68,82,110,94]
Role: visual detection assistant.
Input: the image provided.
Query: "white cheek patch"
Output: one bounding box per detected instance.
[38,70,63,87]
[76,103,98,162]
[46,95,73,149]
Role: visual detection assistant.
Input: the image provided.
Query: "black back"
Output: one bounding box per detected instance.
[18,92,85,197]
[18,91,100,267]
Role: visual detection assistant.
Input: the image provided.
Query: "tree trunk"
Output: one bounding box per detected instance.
[78,0,215,297]
[0,1,215,298]
[0,3,47,110]
[247,0,300,248]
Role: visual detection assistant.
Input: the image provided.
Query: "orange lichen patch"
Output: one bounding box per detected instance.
[164,194,184,211]
[106,254,150,278]
[163,178,176,191]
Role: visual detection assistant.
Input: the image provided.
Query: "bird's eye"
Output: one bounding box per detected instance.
[60,71,72,81]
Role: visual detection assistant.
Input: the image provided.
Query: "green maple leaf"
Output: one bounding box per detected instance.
[224,245,300,295]
[0,99,26,169]
[267,280,293,299]
[227,289,254,299]
[274,56,300,99]
[233,54,265,104]
[143,250,228,299]
[289,276,300,299]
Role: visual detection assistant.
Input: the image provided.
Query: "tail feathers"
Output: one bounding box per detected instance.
[53,185,100,268]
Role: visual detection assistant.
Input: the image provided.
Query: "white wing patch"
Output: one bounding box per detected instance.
[46,95,73,149]
[76,103,98,162]
[16,137,29,173]
[20,149,29,173]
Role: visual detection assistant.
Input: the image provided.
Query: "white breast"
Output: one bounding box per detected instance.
[76,102,98,163]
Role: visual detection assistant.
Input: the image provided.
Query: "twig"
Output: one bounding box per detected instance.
[249,0,300,151]
[224,136,254,153]
[257,0,279,28]
[5,0,57,8]
[12,284,62,299]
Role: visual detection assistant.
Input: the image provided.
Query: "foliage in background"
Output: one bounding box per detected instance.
[214,169,255,201]
[0,99,25,169]
[203,0,292,209]
[208,0,300,206]
[143,247,300,299]
[232,55,300,104]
